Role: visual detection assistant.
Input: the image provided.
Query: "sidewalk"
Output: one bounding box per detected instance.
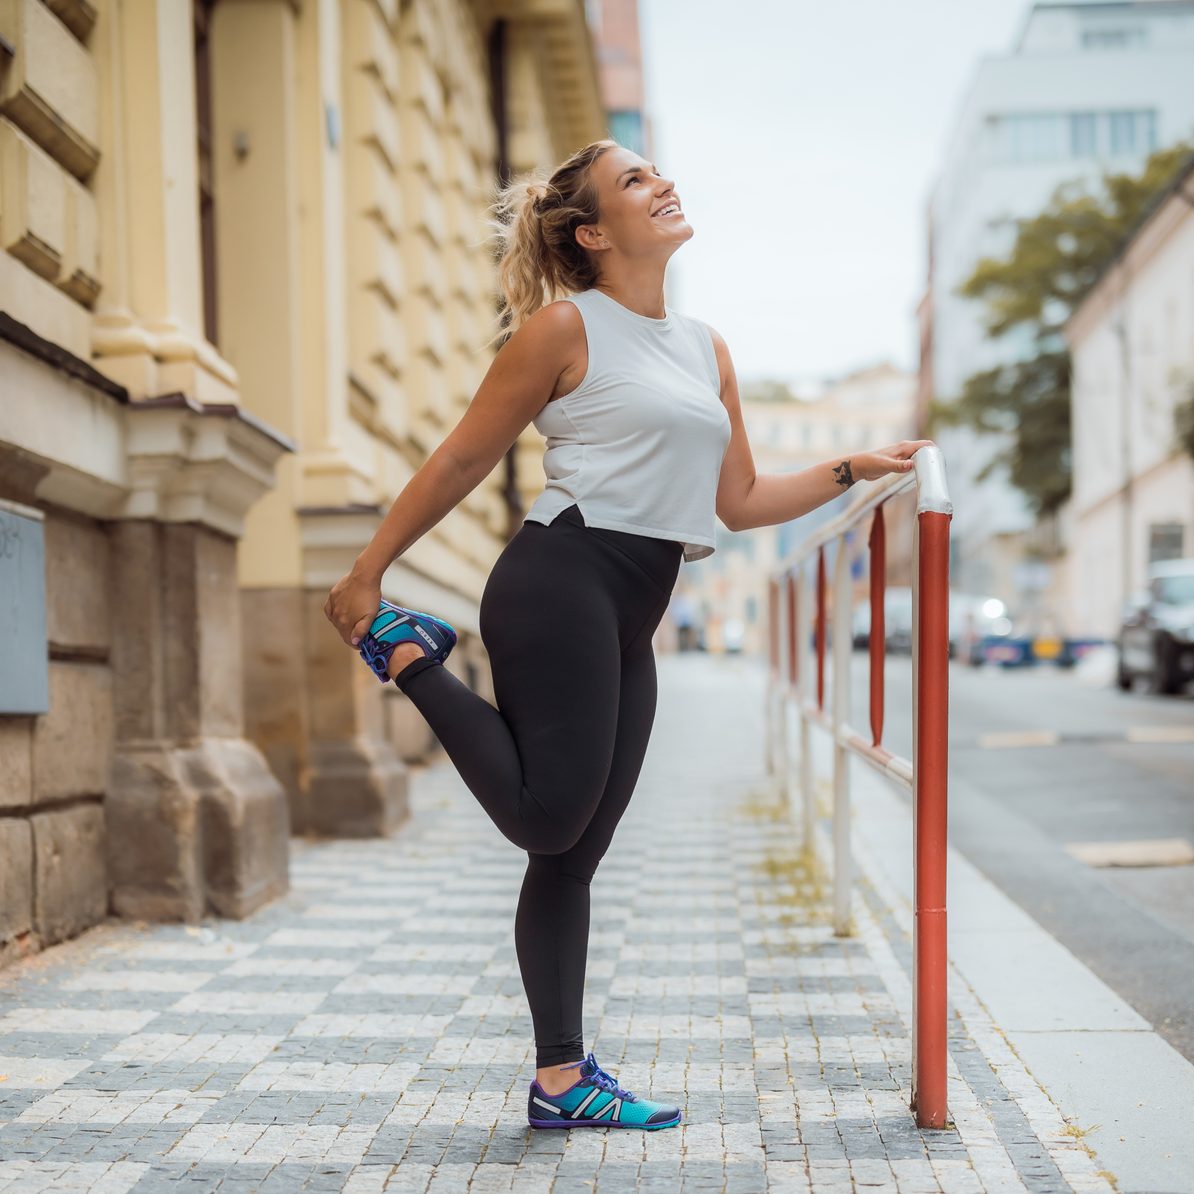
[0,653,1136,1192]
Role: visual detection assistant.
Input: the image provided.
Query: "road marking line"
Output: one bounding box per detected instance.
[1064,838,1194,868]
[1125,725,1194,744]
[977,730,1060,749]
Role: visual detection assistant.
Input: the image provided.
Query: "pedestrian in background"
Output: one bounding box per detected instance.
[324,138,931,1130]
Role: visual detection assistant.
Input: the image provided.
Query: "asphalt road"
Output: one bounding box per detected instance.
[847,648,1194,1063]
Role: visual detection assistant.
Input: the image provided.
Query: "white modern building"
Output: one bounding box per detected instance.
[1065,154,1194,639]
[925,0,1194,603]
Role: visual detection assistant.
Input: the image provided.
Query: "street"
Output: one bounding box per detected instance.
[849,649,1194,1064]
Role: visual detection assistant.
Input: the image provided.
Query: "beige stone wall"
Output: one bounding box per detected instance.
[1,0,606,965]
[0,507,111,965]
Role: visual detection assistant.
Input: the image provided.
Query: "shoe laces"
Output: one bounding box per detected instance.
[562,1051,636,1101]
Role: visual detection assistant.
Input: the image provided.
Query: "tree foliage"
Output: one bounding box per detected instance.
[1175,381,1194,462]
[930,141,1194,516]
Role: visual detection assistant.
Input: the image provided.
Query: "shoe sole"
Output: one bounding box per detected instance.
[527,1111,682,1130]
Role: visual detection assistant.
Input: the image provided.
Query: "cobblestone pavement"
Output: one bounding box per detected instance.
[0,654,1114,1192]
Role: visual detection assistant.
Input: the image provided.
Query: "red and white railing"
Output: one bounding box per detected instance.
[764,444,953,1129]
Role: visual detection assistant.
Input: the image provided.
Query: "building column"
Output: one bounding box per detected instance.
[90,0,235,404]
[206,0,411,835]
[105,397,295,920]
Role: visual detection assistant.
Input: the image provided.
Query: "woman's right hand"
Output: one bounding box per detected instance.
[323,564,383,648]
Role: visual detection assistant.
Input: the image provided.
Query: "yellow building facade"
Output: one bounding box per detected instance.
[0,0,605,965]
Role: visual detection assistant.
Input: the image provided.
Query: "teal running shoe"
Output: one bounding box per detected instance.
[358,599,457,683]
[527,1052,682,1129]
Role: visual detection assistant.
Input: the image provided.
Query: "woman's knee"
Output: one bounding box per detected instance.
[517,818,588,857]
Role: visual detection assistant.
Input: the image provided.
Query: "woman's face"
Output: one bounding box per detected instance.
[579,148,692,259]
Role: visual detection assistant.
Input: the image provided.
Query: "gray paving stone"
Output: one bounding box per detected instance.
[0,656,1104,1191]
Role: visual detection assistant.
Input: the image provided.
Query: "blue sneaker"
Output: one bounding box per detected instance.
[358,599,457,683]
[527,1052,682,1130]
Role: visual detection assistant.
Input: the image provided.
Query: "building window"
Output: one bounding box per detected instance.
[991,109,1157,164]
[1069,112,1097,157]
[1109,109,1155,156]
[985,113,1067,164]
[194,0,218,347]
[1148,522,1185,564]
[1081,27,1146,50]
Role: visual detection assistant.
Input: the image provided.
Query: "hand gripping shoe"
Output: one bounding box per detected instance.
[527,1052,682,1129]
[358,599,458,683]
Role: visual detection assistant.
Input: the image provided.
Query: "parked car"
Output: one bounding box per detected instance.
[949,593,1012,665]
[980,608,1105,670]
[849,587,914,653]
[1117,559,1194,694]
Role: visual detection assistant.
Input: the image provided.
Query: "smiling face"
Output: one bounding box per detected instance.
[576,147,693,261]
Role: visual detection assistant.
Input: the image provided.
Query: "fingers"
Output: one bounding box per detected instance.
[350,613,374,648]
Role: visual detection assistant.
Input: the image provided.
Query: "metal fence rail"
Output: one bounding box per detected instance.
[764,445,953,1129]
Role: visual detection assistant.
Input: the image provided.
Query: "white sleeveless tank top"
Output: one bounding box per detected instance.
[522,287,732,562]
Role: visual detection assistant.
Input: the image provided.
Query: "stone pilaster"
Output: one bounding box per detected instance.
[106,520,290,921]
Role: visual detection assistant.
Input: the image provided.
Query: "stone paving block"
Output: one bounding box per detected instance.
[0,657,1116,1191]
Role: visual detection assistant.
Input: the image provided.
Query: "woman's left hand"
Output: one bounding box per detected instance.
[849,439,935,483]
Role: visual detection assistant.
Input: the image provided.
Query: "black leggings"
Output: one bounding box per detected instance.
[392,502,683,1067]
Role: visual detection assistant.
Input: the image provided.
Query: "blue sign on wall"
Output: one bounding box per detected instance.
[0,500,49,715]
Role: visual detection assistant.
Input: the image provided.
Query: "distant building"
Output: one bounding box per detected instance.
[922,0,1194,604]
[673,363,916,656]
[1065,154,1194,638]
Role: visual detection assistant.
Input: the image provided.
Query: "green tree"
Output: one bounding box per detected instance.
[928,142,1194,517]
[1176,378,1194,462]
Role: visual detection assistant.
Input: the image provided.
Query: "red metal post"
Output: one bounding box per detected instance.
[912,509,951,1129]
[868,504,887,748]
[815,547,826,710]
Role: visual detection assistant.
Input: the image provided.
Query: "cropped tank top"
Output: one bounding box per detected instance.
[522,287,732,562]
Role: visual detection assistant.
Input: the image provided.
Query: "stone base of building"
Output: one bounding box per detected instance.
[107,738,290,922]
[241,587,414,838]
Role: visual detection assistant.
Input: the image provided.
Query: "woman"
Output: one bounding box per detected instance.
[324,139,931,1130]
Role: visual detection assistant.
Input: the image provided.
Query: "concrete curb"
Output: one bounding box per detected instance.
[798,731,1194,1193]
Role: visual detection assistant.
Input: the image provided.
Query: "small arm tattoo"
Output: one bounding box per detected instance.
[832,459,854,489]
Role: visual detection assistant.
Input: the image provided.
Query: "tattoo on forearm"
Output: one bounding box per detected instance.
[832,459,854,489]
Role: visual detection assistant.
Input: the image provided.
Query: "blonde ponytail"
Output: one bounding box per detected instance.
[482,139,619,350]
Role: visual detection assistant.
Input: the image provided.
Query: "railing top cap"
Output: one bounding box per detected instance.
[913,444,952,517]
[771,444,952,574]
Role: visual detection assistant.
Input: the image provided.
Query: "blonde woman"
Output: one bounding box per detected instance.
[324,139,930,1130]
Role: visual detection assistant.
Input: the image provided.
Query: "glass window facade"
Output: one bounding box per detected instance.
[986,109,1156,164]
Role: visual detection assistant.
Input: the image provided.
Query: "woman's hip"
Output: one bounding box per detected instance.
[481,503,679,640]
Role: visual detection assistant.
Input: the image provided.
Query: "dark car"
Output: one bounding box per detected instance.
[1117,560,1194,694]
[850,587,913,653]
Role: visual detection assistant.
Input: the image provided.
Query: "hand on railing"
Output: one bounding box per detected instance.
[848,439,936,483]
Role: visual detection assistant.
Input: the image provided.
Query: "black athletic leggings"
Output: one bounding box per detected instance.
[392,502,683,1067]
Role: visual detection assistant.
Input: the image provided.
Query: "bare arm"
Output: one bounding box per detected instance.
[352,302,579,583]
[706,324,932,532]
[324,302,579,647]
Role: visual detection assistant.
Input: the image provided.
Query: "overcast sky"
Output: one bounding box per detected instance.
[639,0,1032,386]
